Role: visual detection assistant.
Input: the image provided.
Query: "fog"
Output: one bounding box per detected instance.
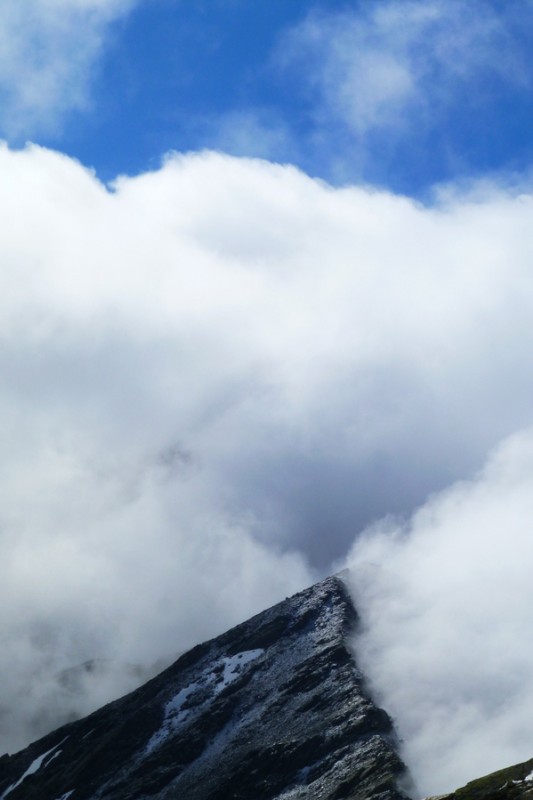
[346,429,533,795]
[1,144,533,784]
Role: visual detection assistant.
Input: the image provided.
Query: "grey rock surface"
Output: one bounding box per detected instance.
[0,576,408,800]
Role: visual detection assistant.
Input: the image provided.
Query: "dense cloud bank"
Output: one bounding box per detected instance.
[347,430,533,796]
[1,144,533,766]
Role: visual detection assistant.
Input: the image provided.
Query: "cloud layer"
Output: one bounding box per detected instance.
[347,429,533,795]
[1,144,533,762]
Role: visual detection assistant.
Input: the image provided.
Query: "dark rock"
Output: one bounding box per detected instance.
[0,576,408,800]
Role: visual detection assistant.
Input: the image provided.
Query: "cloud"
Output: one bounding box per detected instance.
[346,429,533,796]
[0,0,138,138]
[2,143,533,754]
[277,0,533,180]
[195,108,296,165]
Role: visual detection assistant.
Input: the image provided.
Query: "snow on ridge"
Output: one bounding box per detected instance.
[217,649,264,693]
[145,649,264,755]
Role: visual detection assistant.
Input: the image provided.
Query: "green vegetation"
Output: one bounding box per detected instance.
[429,759,533,800]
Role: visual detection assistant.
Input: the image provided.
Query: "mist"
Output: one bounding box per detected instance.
[2,144,533,766]
[346,429,533,795]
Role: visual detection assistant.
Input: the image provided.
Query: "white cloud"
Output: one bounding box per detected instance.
[196,108,296,165]
[2,144,533,756]
[0,0,138,138]
[346,429,533,795]
[279,0,530,139]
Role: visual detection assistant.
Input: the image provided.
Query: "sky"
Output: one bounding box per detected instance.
[6,0,533,193]
[2,0,533,796]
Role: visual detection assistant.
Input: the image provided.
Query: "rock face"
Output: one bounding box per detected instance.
[0,576,408,800]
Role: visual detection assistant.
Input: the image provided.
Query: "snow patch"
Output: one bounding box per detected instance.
[45,750,63,767]
[216,650,264,693]
[1,738,68,799]
[145,682,200,753]
[509,770,533,787]
[145,649,264,754]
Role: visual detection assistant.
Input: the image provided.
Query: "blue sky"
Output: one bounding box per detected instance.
[4,0,533,195]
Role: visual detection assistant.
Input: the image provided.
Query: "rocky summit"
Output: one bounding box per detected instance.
[0,576,407,800]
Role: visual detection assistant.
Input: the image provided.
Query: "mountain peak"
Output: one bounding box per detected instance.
[0,576,407,800]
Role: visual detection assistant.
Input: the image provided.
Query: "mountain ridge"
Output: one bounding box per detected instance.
[0,575,408,800]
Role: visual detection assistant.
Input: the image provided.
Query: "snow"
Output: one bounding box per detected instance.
[145,682,200,753]
[1,738,67,799]
[216,650,264,693]
[145,649,264,754]
[54,793,75,800]
[164,683,198,720]
[509,770,533,786]
[45,750,62,767]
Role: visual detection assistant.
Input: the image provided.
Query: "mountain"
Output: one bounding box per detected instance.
[428,758,533,800]
[0,575,408,800]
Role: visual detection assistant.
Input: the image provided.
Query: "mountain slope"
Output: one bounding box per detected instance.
[429,758,533,800]
[0,576,407,800]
